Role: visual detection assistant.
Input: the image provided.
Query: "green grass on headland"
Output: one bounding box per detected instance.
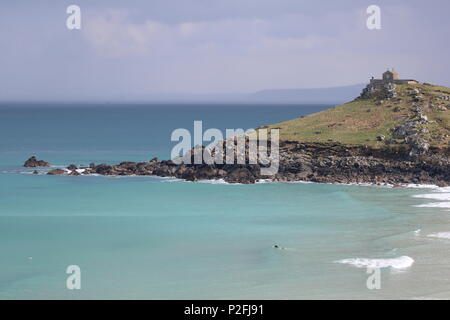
[264,83,450,148]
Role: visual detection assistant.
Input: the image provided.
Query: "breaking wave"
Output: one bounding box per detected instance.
[335,256,414,269]
[427,232,450,240]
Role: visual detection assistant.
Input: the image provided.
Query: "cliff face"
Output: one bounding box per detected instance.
[272,141,449,186]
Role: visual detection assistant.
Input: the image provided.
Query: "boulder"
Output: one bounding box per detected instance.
[224,167,256,184]
[118,162,138,172]
[408,138,430,157]
[385,138,397,145]
[418,113,429,123]
[392,121,419,139]
[414,95,424,102]
[410,88,420,95]
[383,82,397,99]
[67,164,78,170]
[94,164,113,175]
[47,169,65,175]
[24,156,50,167]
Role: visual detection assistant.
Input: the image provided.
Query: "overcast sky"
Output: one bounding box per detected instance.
[0,0,449,101]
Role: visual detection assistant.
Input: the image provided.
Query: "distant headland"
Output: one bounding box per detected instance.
[24,70,450,186]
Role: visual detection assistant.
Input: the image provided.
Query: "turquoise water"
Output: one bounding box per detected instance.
[1,104,450,299]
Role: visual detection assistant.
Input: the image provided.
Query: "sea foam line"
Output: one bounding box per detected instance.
[406,184,450,191]
[414,202,450,208]
[427,232,450,240]
[335,256,414,269]
[413,193,450,201]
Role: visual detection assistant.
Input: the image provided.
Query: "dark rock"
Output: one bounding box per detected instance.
[47,169,65,175]
[67,164,78,170]
[31,140,449,186]
[24,156,50,167]
[414,95,424,102]
[385,138,397,145]
[408,138,430,157]
[94,164,113,175]
[384,82,397,99]
[392,121,420,139]
[225,167,256,184]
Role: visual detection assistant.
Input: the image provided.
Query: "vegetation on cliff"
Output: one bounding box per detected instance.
[264,83,450,151]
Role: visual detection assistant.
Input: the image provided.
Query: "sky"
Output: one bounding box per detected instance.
[0,0,449,101]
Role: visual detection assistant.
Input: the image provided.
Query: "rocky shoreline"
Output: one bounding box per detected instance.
[24,140,450,186]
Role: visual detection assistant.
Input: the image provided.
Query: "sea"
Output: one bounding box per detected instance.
[0,103,449,299]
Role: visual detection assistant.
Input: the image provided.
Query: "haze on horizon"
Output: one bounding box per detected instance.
[0,0,449,102]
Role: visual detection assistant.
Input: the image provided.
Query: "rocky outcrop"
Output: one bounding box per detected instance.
[408,138,430,157]
[359,81,397,100]
[359,85,376,99]
[23,156,50,167]
[384,82,397,99]
[26,140,450,186]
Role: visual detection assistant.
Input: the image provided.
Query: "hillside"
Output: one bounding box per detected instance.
[264,83,450,151]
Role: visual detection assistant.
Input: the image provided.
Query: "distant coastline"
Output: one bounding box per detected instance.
[0,84,365,105]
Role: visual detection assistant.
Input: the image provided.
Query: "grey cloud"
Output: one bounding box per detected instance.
[0,0,449,101]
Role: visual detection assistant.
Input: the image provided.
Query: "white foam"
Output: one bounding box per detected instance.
[406,184,442,189]
[427,232,450,240]
[20,171,37,174]
[415,202,450,208]
[344,182,394,188]
[413,193,450,201]
[413,186,450,208]
[256,179,274,184]
[160,178,237,184]
[408,184,450,192]
[160,178,185,183]
[335,256,414,269]
[198,179,243,185]
[284,180,314,184]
